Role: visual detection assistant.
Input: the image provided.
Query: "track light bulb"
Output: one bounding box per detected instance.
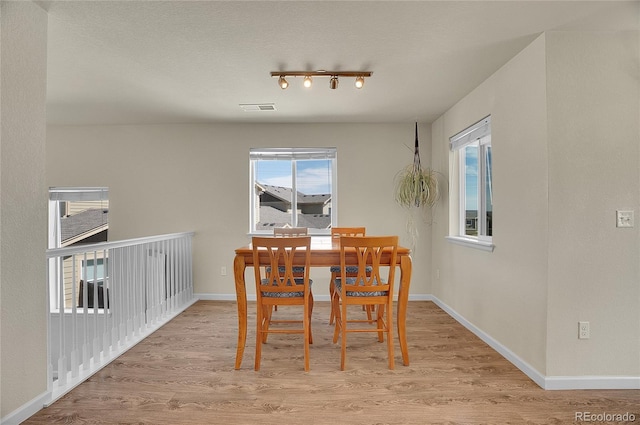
[278,76,288,89]
[355,76,365,89]
[303,75,313,88]
[329,76,339,89]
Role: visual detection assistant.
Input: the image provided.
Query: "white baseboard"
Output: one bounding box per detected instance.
[1,390,50,425]
[544,376,640,390]
[195,293,241,301]
[429,295,640,390]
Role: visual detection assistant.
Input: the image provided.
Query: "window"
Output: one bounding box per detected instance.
[449,116,493,248]
[83,258,107,283]
[249,148,337,235]
[48,187,109,309]
[48,187,109,248]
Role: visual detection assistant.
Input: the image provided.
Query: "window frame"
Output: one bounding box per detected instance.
[48,187,110,310]
[249,148,337,235]
[48,187,109,249]
[448,116,494,251]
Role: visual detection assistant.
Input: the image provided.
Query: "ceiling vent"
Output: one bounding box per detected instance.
[239,103,276,112]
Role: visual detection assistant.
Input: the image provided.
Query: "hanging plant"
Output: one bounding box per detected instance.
[394,122,440,209]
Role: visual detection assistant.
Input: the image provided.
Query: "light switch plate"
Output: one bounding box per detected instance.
[616,210,634,228]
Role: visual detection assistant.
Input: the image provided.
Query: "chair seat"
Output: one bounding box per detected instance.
[260,278,313,298]
[334,277,387,297]
[329,265,373,273]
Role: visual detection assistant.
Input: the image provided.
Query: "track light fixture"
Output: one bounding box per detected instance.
[271,70,372,90]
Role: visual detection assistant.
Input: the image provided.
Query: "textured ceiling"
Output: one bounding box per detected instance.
[42,1,639,125]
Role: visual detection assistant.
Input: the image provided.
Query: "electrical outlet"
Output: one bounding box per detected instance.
[221,266,227,276]
[578,321,590,339]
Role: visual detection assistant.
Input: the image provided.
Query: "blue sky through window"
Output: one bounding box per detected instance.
[464,144,493,213]
[465,145,479,210]
[256,159,331,195]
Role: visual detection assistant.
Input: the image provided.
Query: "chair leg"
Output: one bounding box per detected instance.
[303,301,310,372]
[340,303,347,371]
[376,304,385,342]
[255,302,263,371]
[262,306,273,343]
[308,293,314,345]
[331,293,341,344]
[365,304,374,322]
[386,303,395,370]
[328,272,337,325]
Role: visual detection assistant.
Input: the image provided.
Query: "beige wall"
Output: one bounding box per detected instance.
[545,31,640,377]
[0,1,49,418]
[46,123,434,298]
[431,31,640,379]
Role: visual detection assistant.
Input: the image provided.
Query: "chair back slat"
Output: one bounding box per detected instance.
[330,226,366,239]
[340,236,398,295]
[252,236,311,296]
[273,227,308,237]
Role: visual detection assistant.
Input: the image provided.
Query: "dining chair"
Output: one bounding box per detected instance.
[328,227,370,325]
[331,235,398,370]
[252,235,313,371]
[269,227,308,312]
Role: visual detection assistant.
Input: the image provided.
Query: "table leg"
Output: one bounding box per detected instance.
[233,254,247,369]
[398,254,412,366]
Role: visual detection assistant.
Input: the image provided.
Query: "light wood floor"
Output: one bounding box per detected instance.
[25,301,638,424]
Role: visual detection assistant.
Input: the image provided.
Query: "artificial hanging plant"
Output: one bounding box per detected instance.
[393,122,441,249]
[394,122,440,209]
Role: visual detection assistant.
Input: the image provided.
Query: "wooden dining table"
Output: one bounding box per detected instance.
[233,237,412,369]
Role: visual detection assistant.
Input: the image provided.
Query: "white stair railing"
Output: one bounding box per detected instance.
[46,232,196,404]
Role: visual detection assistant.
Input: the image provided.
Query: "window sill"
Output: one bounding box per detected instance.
[445,236,494,252]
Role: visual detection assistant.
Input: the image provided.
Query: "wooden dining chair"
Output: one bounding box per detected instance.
[331,235,398,370]
[252,235,313,372]
[328,227,370,325]
[269,227,308,311]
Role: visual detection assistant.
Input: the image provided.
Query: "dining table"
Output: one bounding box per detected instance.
[232,236,412,369]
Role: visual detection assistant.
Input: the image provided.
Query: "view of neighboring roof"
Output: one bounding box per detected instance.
[60,208,109,245]
[256,206,330,231]
[257,183,330,205]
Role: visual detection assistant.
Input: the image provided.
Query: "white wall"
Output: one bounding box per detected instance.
[0,1,49,419]
[431,31,640,381]
[545,31,640,377]
[46,123,434,299]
